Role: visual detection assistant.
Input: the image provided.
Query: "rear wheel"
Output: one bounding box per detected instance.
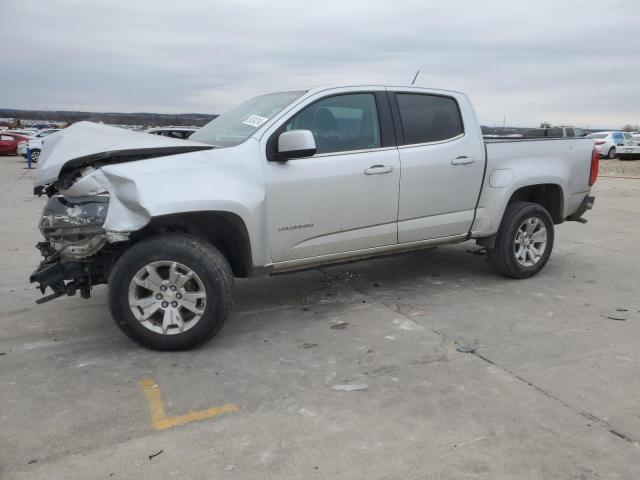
[607,147,616,159]
[487,201,555,279]
[108,234,234,350]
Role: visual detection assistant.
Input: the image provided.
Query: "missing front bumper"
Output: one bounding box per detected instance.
[29,241,122,304]
[29,256,92,303]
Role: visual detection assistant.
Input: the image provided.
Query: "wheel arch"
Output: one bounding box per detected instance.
[507,183,564,224]
[131,211,253,277]
[476,183,564,249]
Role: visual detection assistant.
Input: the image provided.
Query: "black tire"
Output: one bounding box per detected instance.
[607,147,616,159]
[108,234,234,350]
[30,149,41,162]
[487,201,555,279]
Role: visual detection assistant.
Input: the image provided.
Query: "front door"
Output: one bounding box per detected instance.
[264,92,400,263]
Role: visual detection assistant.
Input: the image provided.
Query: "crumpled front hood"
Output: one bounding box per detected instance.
[34,121,213,187]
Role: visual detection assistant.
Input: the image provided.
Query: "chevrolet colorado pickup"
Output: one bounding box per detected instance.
[30,85,598,350]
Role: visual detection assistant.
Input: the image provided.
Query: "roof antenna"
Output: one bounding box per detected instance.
[411,69,420,86]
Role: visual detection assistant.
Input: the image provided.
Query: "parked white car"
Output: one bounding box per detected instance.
[17,129,61,159]
[586,131,627,159]
[31,85,598,350]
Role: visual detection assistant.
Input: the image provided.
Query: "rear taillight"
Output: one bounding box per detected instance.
[589,148,599,186]
[594,140,605,145]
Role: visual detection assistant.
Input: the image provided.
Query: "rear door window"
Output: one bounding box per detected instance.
[395,94,463,145]
[547,128,563,137]
[565,128,575,137]
[613,132,624,144]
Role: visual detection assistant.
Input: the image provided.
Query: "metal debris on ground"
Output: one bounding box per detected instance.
[148,449,163,460]
[329,321,349,330]
[456,345,477,353]
[332,383,369,392]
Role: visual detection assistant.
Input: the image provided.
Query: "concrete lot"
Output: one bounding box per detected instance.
[1,154,639,479]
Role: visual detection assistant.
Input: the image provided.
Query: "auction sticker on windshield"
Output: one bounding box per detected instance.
[242,115,268,127]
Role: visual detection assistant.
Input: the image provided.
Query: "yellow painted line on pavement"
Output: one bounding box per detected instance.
[139,378,238,431]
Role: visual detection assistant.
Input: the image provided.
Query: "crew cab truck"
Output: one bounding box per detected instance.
[30,85,598,350]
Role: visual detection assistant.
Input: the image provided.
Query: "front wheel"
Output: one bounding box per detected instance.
[607,147,616,159]
[487,201,555,279]
[30,149,41,162]
[108,234,234,350]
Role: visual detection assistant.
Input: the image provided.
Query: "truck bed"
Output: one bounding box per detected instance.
[470,137,595,237]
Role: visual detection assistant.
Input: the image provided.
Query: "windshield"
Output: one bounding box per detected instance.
[586,133,607,139]
[191,90,306,147]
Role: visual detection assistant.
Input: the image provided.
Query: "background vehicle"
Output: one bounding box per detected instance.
[522,126,587,138]
[0,132,30,155]
[623,132,634,144]
[17,128,60,159]
[6,129,37,137]
[586,131,626,159]
[617,133,640,160]
[30,85,598,350]
[143,126,198,139]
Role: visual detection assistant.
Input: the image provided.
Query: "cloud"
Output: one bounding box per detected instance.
[1,0,638,127]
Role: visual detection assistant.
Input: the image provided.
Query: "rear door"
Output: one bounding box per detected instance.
[390,90,485,243]
[263,89,401,263]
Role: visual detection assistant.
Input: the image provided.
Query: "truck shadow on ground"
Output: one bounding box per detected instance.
[235,242,494,311]
[220,242,517,345]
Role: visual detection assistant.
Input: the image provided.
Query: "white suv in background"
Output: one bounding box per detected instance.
[586,131,626,159]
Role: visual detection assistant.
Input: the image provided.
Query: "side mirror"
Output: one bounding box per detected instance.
[277,130,316,160]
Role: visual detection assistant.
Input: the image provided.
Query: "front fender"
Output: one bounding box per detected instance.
[61,140,270,267]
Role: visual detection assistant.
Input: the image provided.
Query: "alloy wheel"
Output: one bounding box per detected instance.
[513,217,548,267]
[128,261,207,335]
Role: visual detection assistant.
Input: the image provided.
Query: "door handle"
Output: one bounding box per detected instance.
[451,156,475,165]
[364,165,393,175]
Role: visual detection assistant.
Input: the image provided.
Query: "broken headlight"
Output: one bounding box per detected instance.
[39,195,109,238]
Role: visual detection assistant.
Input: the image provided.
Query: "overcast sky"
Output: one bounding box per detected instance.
[1,0,638,127]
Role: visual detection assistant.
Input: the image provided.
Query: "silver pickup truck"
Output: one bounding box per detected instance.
[30,85,598,350]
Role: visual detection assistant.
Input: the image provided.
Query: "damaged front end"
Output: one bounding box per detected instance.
[30,194,127,303]
[29,121,216,303]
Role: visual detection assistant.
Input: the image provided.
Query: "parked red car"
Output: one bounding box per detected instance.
[0,132,29,155]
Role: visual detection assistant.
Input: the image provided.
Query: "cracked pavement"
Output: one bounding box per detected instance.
[1,155,639,479]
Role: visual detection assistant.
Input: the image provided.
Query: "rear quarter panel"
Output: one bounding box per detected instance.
[471,138,594,237]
